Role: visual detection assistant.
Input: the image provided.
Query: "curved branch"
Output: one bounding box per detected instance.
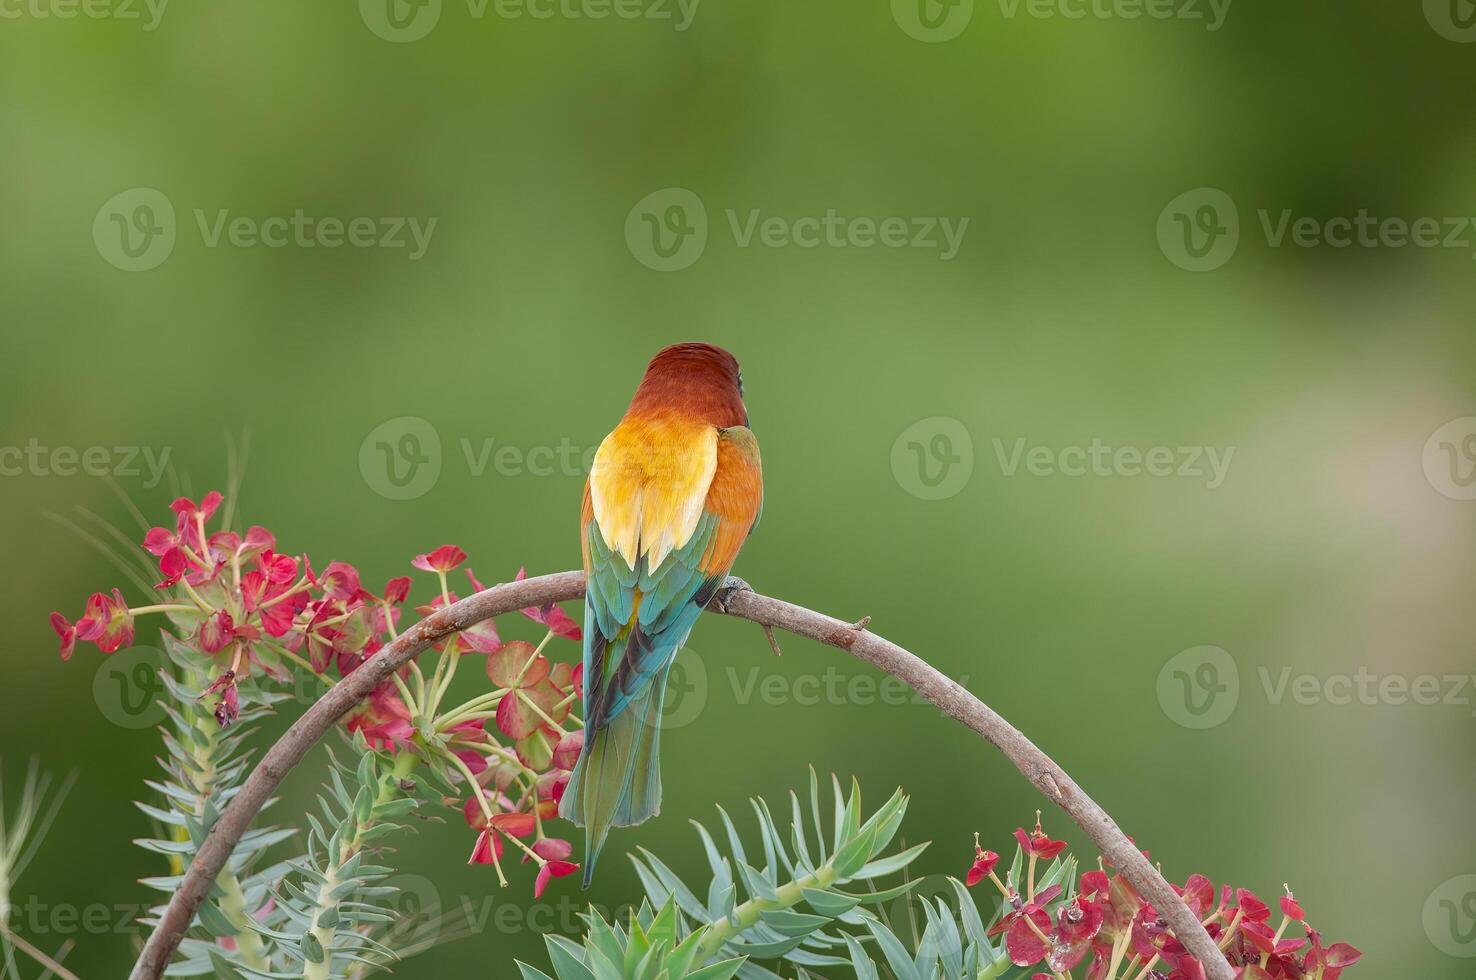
[130,571,1232,980]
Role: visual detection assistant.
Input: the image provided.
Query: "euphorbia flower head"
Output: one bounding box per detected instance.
[76,589,135,653]
[468,828,503,865]
[412,544,467,573]
[966,832,1000,887]
[198,610,236,654]
[1015,812,1068,860]
[317,561,361,601]
[533,859,579,898]
[1280,884,1305,922]
[513,567,582,640]
[49,612,77,661]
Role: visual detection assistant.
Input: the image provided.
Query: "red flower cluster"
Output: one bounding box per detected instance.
[51,492,590,899]
[967,816,1362,979]
[459,631,584,890]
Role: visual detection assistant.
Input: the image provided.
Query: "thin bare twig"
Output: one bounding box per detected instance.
[0,924,81,980]
[129,571,1232,980]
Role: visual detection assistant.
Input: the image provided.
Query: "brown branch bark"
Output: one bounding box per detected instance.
[130,571,1232,980]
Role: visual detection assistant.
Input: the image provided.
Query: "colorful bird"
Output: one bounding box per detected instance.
[560,343,763,887]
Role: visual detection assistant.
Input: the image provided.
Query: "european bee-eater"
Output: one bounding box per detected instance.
[560,343,763,886]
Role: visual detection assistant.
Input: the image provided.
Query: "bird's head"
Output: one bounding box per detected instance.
[628,342,748,428]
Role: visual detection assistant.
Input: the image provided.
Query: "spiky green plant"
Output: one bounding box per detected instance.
[526,772,1087,980]
[518,901,748,980]
[524,770,945,980]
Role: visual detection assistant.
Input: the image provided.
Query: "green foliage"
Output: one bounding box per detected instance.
[528,769,941,980]
[137,632,293,976]
[131,634,445,979]
[516,901,747,980]
[529,771,1081,980]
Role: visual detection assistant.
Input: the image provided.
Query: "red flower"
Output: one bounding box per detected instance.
[154,546,191,589]
[514,568,582,640]
[552,731,584,771]
[1004,892,1059,966]
[258,550,298,585]
[1080,870,1111,902]
[1014,813,1068,861]
[318,561,361,602]
[241,525,276,555]
[240,569,307,637]
[75,589,135,653]
[170,491,223,526]
[49,612,77,661]
[1233,888,1272,924]
[198,610,236,654]
[530,838,573,863]
[1280,886,1305,922]
[412,545,467,574]
[143,526,178,557]
[468,828,503,865]
[1051,896,1105,971]
[534,859,579,898]
[1303,927,1362,979]
[1176,874,1216,918]
[966,834,1000,888]
[382,576,412,604]
[345,682,414,749]
[489,812,537,838]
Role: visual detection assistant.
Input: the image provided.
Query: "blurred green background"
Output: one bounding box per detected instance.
[2,0,1474,976]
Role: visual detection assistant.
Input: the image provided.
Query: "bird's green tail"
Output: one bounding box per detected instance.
[559,662,669,887]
